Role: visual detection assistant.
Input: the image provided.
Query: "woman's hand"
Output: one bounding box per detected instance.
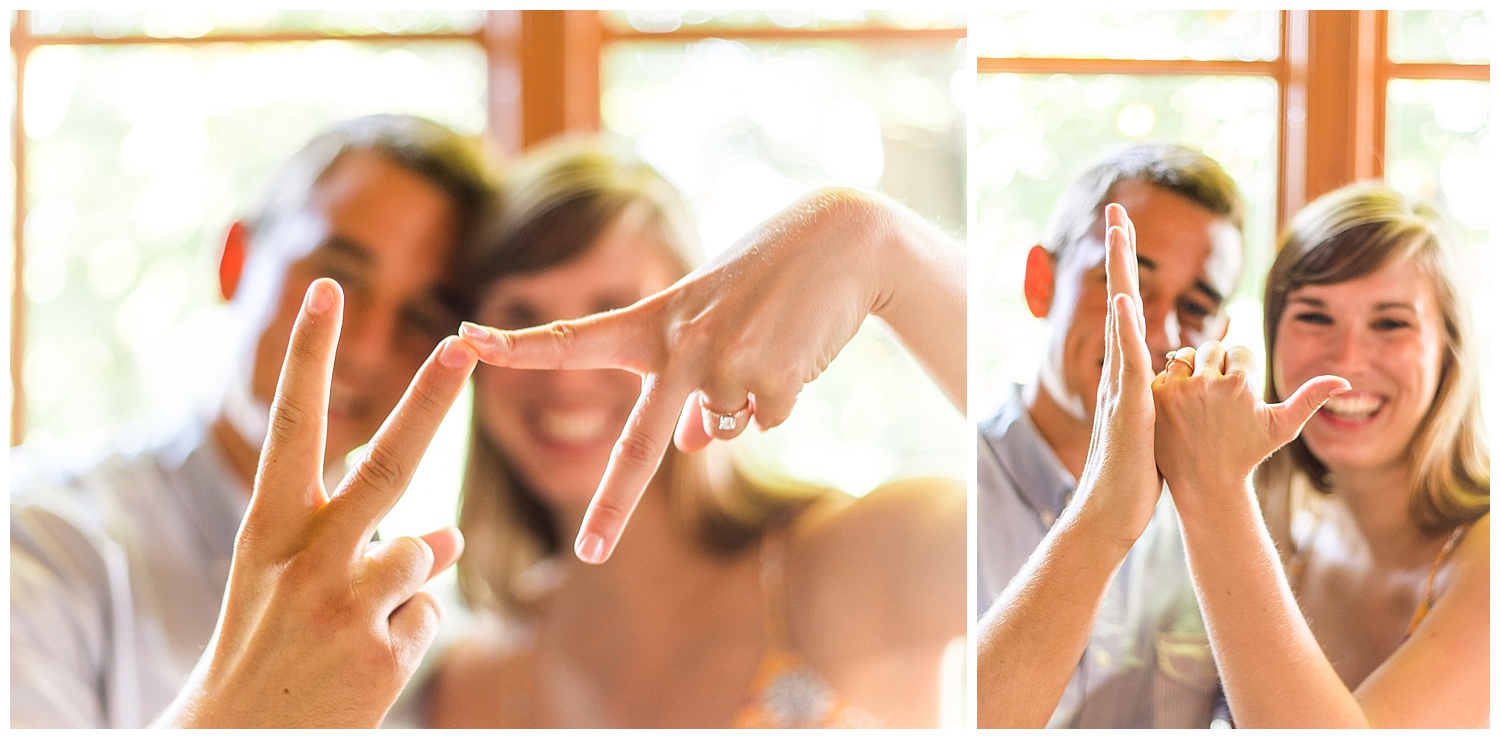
[1151,341,1348,512]
[156,279,475,728]
[458,187,964,563]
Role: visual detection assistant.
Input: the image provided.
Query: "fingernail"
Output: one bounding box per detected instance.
[1328,385,1350,396]
[304,280,333,315]
[437,337,472,369]
[459,322,490,344]
[576,533,607,564]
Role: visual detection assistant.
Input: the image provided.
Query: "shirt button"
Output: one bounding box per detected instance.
[1094,650,1113,668]
[1040,510,1056,527]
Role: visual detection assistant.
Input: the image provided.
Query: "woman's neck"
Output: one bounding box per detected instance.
[1323,461,1444,567]
[548,492,752,624]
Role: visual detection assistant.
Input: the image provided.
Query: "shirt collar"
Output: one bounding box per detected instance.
[979,384,1077,525]
[157,411,251,564]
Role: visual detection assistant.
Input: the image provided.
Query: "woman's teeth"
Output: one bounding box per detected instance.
[539,411,609,443]
[1322,392,1382,421]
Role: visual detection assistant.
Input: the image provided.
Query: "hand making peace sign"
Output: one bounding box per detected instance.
[159,278,477,728]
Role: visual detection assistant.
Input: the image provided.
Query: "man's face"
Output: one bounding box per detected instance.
[1037,180,1242,422]
[245,150,461,462]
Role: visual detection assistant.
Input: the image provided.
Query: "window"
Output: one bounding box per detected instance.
[10,9,489,448]
[971,10,1489,408]
[8,12,967,558]
[595,10,967,494]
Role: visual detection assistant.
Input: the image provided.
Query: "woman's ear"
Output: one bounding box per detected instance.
[219,222,249,301]
[1023,245,1055,319]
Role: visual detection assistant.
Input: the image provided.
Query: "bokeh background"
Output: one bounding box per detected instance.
[6,9,967,512]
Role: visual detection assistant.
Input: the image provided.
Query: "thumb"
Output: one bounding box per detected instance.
[1268,375,1351,445]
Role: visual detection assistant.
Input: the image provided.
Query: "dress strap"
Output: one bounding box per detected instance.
[1405,523,1471,638]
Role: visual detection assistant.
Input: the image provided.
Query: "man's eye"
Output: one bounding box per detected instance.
[1179,300,1213,321]
[1292,312,1332,325]
[402,307,458,337]
[494,306,539,331]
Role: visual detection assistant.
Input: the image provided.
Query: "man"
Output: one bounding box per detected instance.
[975,143,1245,727]
[10,114,494,728]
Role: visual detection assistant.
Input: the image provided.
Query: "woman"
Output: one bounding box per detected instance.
[1150,182,1489,727]
[419,141,966,727]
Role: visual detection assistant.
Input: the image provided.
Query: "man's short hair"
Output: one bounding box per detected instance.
[1041,142,1245,265]
[247,114,495,251]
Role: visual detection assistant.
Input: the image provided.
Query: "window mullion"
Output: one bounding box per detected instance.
[11,10,32,445]
[1279,9,1387,231]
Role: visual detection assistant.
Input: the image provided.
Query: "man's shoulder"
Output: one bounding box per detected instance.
[976,386,1030,445]
[975,386,1070,499]
[10,419,200,543]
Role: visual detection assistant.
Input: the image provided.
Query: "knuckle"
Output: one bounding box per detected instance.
[405,372,449,417]
[267,396,316,440]
[547,321,577,361]
[352,449,407,493]
[389,593,443,667]
[391,535,435,572]
[285,330,323,368]
[492,328,515,354]
[403,591,443,630]
[753,367,805,400]
[613,431,661,467]
[588,496,631,528]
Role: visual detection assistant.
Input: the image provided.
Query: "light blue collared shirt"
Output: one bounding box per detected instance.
[10,414,247,728]
[976,385,1220,728]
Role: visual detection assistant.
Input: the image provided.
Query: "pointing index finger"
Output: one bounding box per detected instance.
[459,303,654,374]
[324,336,478,546]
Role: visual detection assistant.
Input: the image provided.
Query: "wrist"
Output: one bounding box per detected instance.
[1067,483,1154,559]
[801,186,892,309]
[1168,473,1258,525]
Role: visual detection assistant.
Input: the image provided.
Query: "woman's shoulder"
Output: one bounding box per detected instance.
[786,476,962,574]
[1426,512,1489,623]
[1448,512,1489,578]
[781,476,965,639]
[422,616,536,728]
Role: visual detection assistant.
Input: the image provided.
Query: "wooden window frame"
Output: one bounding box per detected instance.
[975,10,1487,231]
[7,10,497,443]
[504,10,967,149]
[8,9,964,443]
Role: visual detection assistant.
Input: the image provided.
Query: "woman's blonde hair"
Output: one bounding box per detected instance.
[455,139,825,619]
[1261,181,1488,533]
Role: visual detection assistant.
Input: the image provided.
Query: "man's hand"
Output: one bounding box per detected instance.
[157,278,476,728]
[1073,203,1163,544]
